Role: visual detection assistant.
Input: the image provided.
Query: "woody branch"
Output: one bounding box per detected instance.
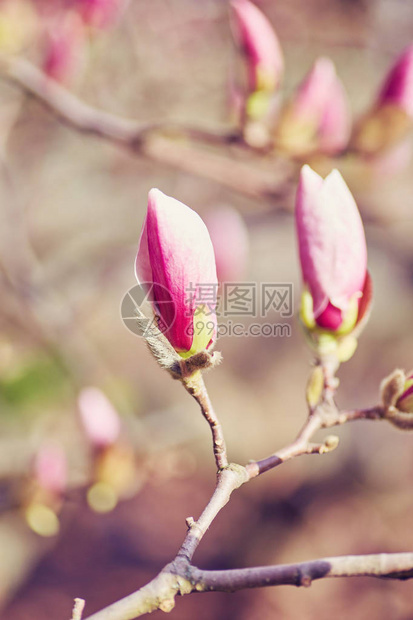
[0,54,294,202]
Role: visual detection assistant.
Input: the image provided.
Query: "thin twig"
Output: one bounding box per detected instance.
[189,552,413,591]
[178,464,248,562]
[71,598,85,620]
[182,373,228,470]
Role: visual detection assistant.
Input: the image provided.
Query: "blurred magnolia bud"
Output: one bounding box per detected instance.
[33,442,67,496]
[0,0,38,54]
[204,206,249,283]
[78,386,121,448]
[230,0,283,123]
[296,165,372,360]
[381,369,413,430]
[276,57,351,157]
[378,45,413,116]
[352,46,413,156]
[136,189,218,360]
[26,441,67,537]
[396,372,413,413]
[305,365,324,408]
[76,0,130,30]
[42,11,87,84]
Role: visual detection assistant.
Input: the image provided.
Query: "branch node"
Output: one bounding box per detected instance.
[320,435,340,453]
[185,517,195,529]
[71,598,85,620]
[298,572,312,588]
[158,599,176,613]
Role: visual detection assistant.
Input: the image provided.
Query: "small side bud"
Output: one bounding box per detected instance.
[306,365,324,408]
[381,369,413,430]
[380,369,406,409]
[320,435,340,453]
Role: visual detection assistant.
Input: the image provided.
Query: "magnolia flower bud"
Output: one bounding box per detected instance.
[33,442,67,496]
[396,372,413,413]
[378,45,413,117]
[352,46,413,156]
[42,12,86,84]
[296,165,370,341]
[136,189,218,359]
[230,0,283,112]
[78,387,121,448]
[204,206,249,283]
[276,57,351,157]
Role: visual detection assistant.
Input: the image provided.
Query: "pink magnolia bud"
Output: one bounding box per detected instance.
[136,189,218,358]
[296,165,368,333]
[76,0,129,30]
[352,47,413,156]
[378,45,413,117]
[42,11,86,84]
[277,57,351,156]
[78,387,121,448]
[230,0,284,94]
[204,207,249,283]
[396,373,413,413]
[33,442,67,496]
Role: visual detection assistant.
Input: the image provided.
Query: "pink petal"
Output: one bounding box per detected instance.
[43,12,86,84]
[136,189,218,353]
[294,58,337,121]
[78,387,121,448]
[231,0,284,91]
[296,166,367,319]
[34,442,67,495]
[318,77,351,154]
[378,45,413,117]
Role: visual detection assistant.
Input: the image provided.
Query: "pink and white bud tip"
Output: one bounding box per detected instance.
[135,189,218,359]
[296,165,371,336]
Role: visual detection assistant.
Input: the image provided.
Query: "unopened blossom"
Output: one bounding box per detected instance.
[277,57,351,156]
[136,189,218,358]
[34,442,67,496]
[78,387,121,448]
[396,372,413,414]
[352,46,413,155]
[42,11,86,84]
[378,45,413,117]
[230,0,283,94]
[296,165,368,333]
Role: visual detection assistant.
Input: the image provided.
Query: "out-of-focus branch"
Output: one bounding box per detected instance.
[0,55,295,202]
[84,551,413,619]
[190,552,413,591]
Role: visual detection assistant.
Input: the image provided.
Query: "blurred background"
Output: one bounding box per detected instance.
[0,0,412,618]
